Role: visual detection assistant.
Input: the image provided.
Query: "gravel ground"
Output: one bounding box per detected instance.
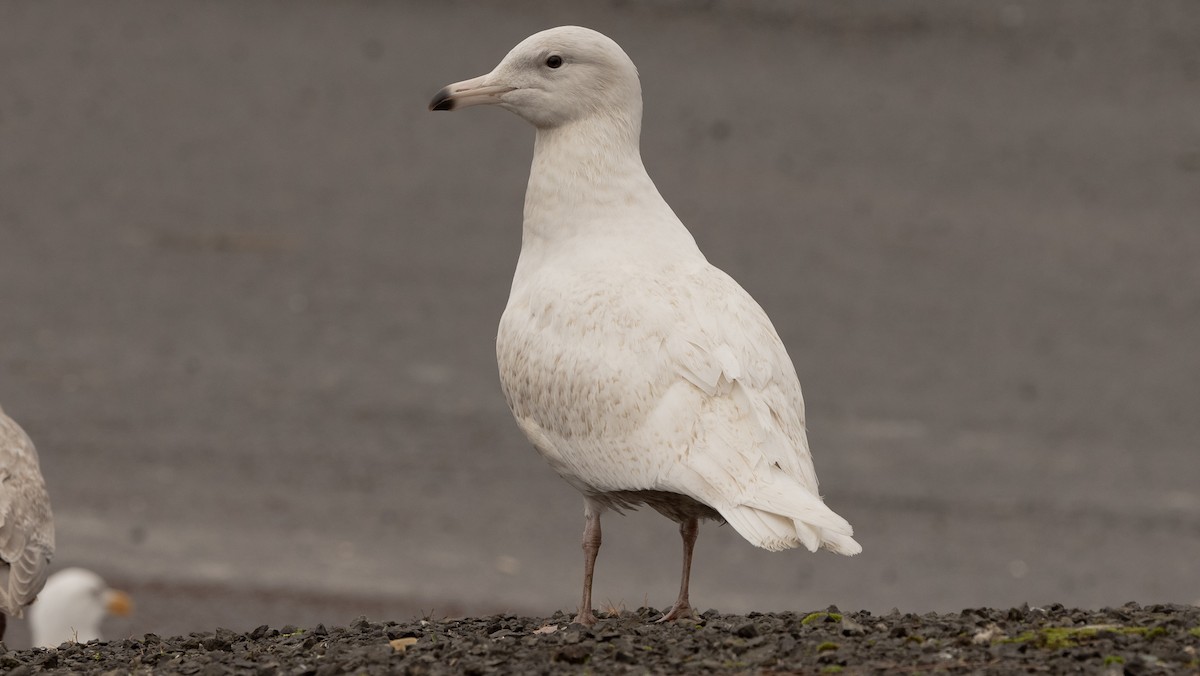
[3,604,1197,675]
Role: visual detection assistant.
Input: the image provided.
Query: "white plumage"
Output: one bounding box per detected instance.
[0,404,55,640]
[29,567,133,648]
[431,25,859,625]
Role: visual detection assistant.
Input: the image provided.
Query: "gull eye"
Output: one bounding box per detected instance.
[545,55,563,69]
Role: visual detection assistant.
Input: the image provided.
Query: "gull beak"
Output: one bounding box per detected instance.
[105,589,134,617]
[429,74,515,112]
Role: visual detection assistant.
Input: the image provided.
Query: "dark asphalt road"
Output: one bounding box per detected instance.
[1,0,1198,648]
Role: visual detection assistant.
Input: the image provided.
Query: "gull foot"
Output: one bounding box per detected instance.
[573,609,598,626]
[656,603,695,623]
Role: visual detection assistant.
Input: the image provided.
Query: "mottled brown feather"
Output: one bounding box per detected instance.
[0,405,56,618]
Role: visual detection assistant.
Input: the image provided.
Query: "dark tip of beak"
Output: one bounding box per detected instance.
[429,87,456,112]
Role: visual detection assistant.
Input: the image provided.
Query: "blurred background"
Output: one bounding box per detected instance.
[1,0,1198,648]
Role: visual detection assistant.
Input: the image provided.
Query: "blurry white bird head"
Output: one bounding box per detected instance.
[429,26,642,130]
[28,568,132,648]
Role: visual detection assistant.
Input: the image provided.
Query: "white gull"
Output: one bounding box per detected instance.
[30,567,133,648]
[430,25,860,625]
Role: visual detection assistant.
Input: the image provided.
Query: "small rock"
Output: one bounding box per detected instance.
[554,644,591,664]
[777,635,796,654]
[390,637,419,653]
[200,636,232,652]
[840,617,866,637]
[973,623,1003,644]
[733,620,759,638]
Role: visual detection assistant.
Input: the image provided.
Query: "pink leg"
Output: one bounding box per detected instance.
[658,517,699,622]
[573,509,602,626]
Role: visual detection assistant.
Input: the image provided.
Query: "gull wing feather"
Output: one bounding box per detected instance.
[658,267,860,554]
[0,406,56,617]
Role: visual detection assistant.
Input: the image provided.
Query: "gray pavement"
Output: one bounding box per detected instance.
[1,0,1198,648]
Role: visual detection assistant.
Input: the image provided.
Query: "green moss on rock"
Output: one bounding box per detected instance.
[801,612,843,626]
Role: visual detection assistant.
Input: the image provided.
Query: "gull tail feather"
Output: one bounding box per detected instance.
[721,506,807,552]
[820,530,863,556]
[721,481,860,556]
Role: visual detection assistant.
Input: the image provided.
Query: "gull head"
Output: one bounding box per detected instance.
[29,568,133,647]
[429,26,641,130]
